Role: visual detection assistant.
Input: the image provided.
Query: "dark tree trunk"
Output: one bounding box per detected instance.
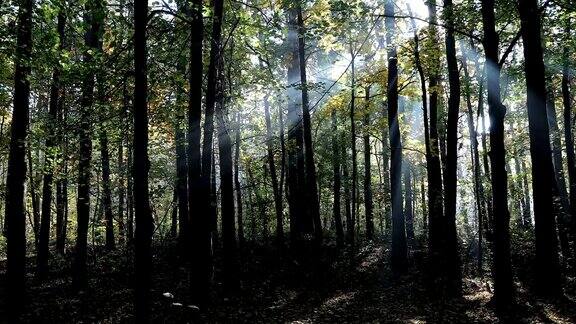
[186,0,204,295]
[170,188,178,237]
[193,0,224,301]
[349,46,357,245]
[264,95,284,245]
[404,163,414,242]
[518,0,562,295]
[117,81,128,246]
[385,0,407,273]
[442,0,462,295]
[234,112,244,249]
[217,75,238,290]
[481,0,514,307]
[363,87,374,240]
[286,6,310,247]
[73,0,102,290]
[175,51,188,249]
[461,44,486,274]
[546,75,572,262]
[423,1,446,279]
[56,78,69,254]
[99,127,116,251]
[37,9,66,278]
[127,141,134,243]
[381,109,391,232]
[296,5,322,242]
[342,132,353,244]
[5,0,33,315]
[133,0,154,319]
[520,157,533,227]
[562,21,576,246]
[332,109,344,247]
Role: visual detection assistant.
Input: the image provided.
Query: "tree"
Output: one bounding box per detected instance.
[37,5,66,277]
[332,108,344,247]
[5,0,33,316]
[363,86,374,240]
[385,0,407,273]
[518,0,562,296]
[73,0,103,290]
[133,0,154,319]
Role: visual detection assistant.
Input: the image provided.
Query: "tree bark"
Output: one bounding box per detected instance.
[332,109,344,247]
[518,0,562,296]
[296,4,322,243]
[264,95,284,245]
[134,0,154,319]
[442,0,462,295]
[5,0,33,315]
[385,0,407,273]
[481,0,514,307]
[363,87,374,240]
[234,112,244,249]
[73,0,102,290]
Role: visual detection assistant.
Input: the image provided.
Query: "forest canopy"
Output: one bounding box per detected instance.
[1,0,576,322]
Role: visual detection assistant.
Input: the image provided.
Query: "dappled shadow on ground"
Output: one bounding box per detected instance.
[1,241,575,323]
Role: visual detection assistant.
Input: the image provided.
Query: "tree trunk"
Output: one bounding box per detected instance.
[5,0,33,314]
[134,0,154,319]
[518,0,562,295]
[546,75,572,263]
[175,50,188,249]
[442,0,462,295]
[562,21,576,248]
[286,6,310,247]
[342,132,353,244]
[264,95,284,245]
[332,109,344,247]
[296,4,322,242]
[73,0,102,290]
[404,163,414,242]
[99,127,116,251]
[349,45,357,246]
[234,112,244,249]
[385,0,407,273]
[37,8,66,277]
[363,87,374,240]
[461,41,486,275]
[481,0,514,307]
[194,0,224,301]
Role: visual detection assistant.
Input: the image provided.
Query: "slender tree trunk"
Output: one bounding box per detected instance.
[286,6,310,247]
[194,0,224,301]
[127,142,134,243]
[363,87,374,240]
[404,163,414,242]
[385,0,407,273]
[342,132,353,244]
[481,0,514,308]
[99,127,116,251]
[546,75,572,262]
[5,0,33,315]
[187,0,204,296]
[134,0,154,319]
[350,45,357,245]
[264,95,284,245]
[562,20,576,247]
[518,0,562,295]
[425,0,446,277]
[520,157,533,227]
[175,51,188,249]
[461,42,486,275]
[234,112,244,249]
[296,4,322,242]
[37,8,66,277]
[442,0,462,295]
[332,110,344,247]
[217,70,238,290]
[73,0,102,290]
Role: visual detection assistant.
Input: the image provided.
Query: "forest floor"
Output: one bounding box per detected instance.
[1,240,576,323]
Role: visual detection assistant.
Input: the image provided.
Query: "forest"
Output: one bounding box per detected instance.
[0,0,576,322]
